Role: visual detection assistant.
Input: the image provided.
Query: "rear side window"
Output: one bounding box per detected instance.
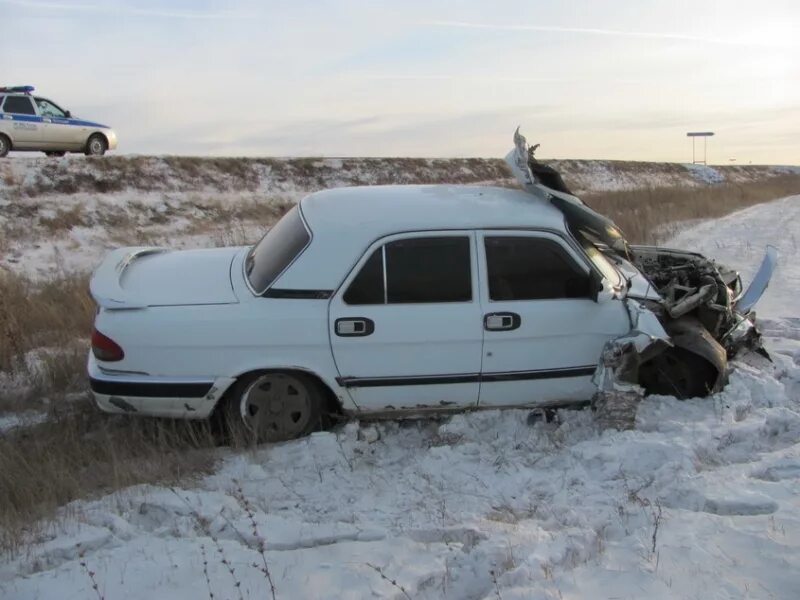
[246,206,310,293]
[485,236,590,301]
[2,96,36,115]
[344,236,472,305]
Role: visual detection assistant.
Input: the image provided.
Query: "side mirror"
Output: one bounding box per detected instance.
[65,110,72,118]
[590,270,615,303]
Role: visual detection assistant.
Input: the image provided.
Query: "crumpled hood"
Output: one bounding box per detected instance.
[91,246,244,309]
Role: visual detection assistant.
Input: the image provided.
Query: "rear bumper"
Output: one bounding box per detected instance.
[87,353,236,419]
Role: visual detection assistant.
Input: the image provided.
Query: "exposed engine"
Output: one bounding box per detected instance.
[630,246,764,358]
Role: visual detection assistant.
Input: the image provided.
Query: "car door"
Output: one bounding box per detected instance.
[1,96,41,148]
[476,230,630,407]
[329,232,483,411]
[34,98,75,149]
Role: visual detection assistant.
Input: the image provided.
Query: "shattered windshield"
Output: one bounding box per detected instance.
[573,229,624,288]
[549,194,630,257]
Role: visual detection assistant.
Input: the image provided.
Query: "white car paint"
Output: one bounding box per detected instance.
[88,184,653,421]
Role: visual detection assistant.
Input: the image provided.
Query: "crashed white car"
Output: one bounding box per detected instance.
[87,131,776,441]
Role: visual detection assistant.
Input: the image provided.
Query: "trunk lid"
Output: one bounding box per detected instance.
[90,246,242,309]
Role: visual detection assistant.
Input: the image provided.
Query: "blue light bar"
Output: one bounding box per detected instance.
[0,85,35,94]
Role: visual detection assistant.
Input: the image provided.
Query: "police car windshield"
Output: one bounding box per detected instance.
[246,206,311,293]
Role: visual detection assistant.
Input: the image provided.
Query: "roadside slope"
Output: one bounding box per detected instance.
[1,156,798,278]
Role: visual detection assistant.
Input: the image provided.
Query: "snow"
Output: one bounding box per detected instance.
[0,411,47,434]
[684,163,726,185]
[3,196,800,599]
[667,194,800,320]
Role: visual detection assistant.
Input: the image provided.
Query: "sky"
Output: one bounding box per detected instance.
[1,0,799,163]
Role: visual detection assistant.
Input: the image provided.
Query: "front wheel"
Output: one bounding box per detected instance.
[85,134,107,156]
[639,347,718,399]
[0,135,10,158]
[225,371,325,443]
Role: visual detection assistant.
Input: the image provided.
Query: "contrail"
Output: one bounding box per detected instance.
[423,20,789,48]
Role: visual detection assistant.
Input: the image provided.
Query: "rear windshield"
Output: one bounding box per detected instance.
[245,206,310,293]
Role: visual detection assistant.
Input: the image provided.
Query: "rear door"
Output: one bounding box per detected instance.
[329,231,483,411]
[477,231,630,406]
[1,96,41,147]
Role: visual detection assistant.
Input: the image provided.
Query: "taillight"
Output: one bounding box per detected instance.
[91,329,125,362]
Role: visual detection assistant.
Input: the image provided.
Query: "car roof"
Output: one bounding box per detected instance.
[274,185,568,290]
[301,184,565,233]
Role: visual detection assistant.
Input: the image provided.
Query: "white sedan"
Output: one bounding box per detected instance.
[87,133,774,441]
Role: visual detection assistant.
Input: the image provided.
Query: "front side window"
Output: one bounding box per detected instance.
[2,96,36,115]
[35,98,66,118]
[246,206,310,293]
[344,248,383,304]
[485,236,591,301]
[344,236,472,305]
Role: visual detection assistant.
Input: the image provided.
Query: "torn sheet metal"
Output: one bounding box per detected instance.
[592,300,670,430]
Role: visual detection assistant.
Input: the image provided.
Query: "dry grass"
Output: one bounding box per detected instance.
[0,271,94,376]
[38,205,90,233]
[7,156,512,198]
[0,271,256,558]
[583,175,800,244]
[0,398,220,557]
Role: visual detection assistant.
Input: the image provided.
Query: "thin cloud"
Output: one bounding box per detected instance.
[422,20,792,49]
[1,0,250,19]
[360,74,651,85]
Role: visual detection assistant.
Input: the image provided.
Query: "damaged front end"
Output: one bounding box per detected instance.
[629,245,776,360]
[593,246,776,428]
[506,128,777,426]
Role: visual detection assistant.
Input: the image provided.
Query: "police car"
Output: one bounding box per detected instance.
[0,85,117,158]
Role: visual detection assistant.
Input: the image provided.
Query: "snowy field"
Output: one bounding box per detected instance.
[1,196,799,599]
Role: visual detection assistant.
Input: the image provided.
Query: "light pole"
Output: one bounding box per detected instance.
[686,131,715,164]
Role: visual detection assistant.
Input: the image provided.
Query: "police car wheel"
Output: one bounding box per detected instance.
[0,135,9,158]
[85,134,107,156]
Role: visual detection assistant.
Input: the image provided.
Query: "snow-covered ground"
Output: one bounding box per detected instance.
[2,196,799,599]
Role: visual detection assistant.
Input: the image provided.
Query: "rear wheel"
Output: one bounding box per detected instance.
[639,347,718,399]
[0,135,10,158]
[85,134,107,156]
[225,371,325,443]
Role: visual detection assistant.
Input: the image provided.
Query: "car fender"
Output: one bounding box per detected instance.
[227,362,357,412]
[663,316,728,391]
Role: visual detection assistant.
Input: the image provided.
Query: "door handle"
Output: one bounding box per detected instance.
[335,317,375,337]
[484,312,521,331]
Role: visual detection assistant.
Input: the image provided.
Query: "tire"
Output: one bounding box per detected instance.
[639,347,718,399]
[0,135,10,158]
[45,151,66,158]
[85,134,107,156]
[223,371,325,443]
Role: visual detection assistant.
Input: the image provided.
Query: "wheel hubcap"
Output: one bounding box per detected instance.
[91,140,102,154]
[240,373,312,441]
